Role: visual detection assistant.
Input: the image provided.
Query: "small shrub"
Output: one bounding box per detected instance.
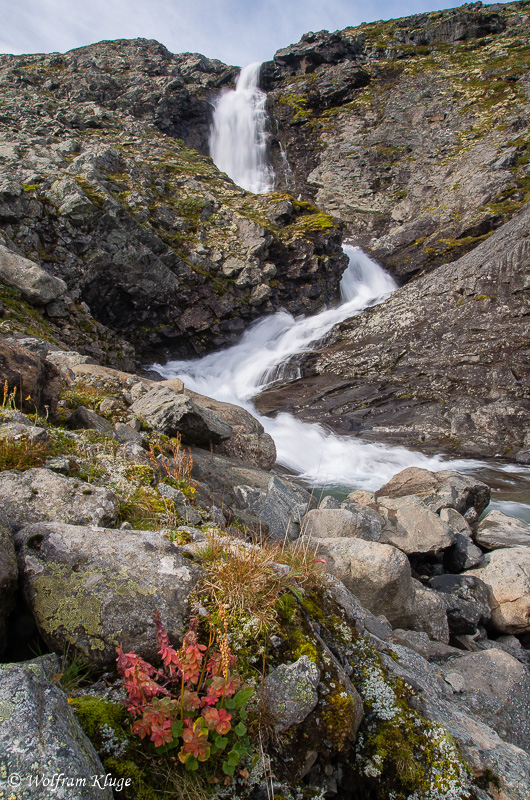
[148,435,196,499]
[0,434,51,471]
[117,611,254,780]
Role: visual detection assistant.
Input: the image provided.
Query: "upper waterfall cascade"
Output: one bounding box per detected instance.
[154,247,473,489]
[209,62,275,194]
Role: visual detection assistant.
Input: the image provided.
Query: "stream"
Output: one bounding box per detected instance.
[156,62,530,522]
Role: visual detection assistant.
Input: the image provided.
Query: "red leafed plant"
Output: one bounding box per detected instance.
[116,607,254,775]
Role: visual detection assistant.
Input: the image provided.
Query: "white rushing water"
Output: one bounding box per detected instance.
[209,62,274,194]
[154,247,471,490]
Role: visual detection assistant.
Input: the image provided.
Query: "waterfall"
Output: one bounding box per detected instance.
[209,62,275,194]
[154,247,473,490]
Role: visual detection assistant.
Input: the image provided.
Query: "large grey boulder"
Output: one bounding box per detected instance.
[183,389,277,470]
[16,522,203,666]
[262,655,320,732]
[302,507,381,541]
[466,546,530,634]
[0,512,17,653]
[375,467,490,517]
[0,656,112,799]
[439,649,530,753]
[0,244,67,305]
[129,384,232,445]
[0,468,118,531]
[376,494,455,555]
[308,537,416,628]
[475,510,530,550]
[429,574,491,635]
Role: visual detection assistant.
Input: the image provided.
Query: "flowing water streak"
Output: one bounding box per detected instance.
[209,62,274,194]
[154,247,471,490]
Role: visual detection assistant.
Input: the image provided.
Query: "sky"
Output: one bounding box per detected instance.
[0,0,507,67]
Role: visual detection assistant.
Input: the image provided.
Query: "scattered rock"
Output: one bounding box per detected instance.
[375,468,490,517]
[302,507,381,541]
[411,582,450,643]
[68,405,113,434]
[466,546,530,634]
[235,475,309,541]
[185,389,276,470]
[16,522,203,666]
[475,510,530,550]
[0,655,112,799]
[0,244,67,305]
[0,468,118,530]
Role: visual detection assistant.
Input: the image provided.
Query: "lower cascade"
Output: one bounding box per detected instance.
[155,246,470,489]
[209,62,274,194]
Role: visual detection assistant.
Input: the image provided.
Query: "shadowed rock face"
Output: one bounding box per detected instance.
[0,39,347,362]
[256,200,530,459]
[263,2,530,278]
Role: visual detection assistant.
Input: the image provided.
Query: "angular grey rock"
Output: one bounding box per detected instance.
[475,510,530,550]
[411,582,450,644]
[129,385,232,445]
[0,512,16,653]
[112,421,145,446]
[466,546,530,634]
[16,522,203,666]
[439,506,472,535]
[46,350,98,369]
[447,532,484,572]
[68,405,113,434]
[0,468,118,530]
[0,656,112,799]
[429,574,491,635]
[302,507,381,541]
[439,649,530,753]
[340,501,384,540]
[376,494,455,555]
[184,389,276,470]
[0,421,48,444]
[0,244,67,305]
[441,507,484,571]
[325,578,393,640]
[375,468,490,517]
[237,476,308,542]
[478,635,530,669]
[262,655,320,732]
[389,629,462,662]
[308,537,416,628]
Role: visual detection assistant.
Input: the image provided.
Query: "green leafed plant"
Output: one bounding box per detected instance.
[116,608,255,781]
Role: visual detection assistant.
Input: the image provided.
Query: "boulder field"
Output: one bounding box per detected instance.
[0,340,528,799]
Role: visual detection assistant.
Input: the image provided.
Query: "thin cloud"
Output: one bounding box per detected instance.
[0,0,509,66]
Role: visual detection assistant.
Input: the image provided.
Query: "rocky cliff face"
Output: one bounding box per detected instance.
[263,1,530,278]
[257,198,530,460]
[0,40,346,363]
